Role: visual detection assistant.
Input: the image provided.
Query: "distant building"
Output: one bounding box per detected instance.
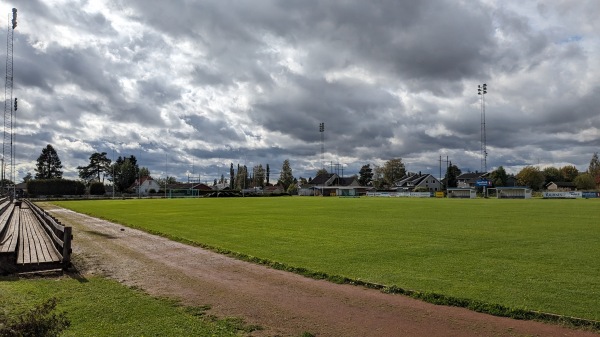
[131,176,162,196]
[545,181,576,191]
[457,172,489,188]
[394,173,442,192]
[300,173,365,196]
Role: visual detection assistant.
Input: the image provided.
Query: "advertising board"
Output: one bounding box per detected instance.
[542,191,582,199]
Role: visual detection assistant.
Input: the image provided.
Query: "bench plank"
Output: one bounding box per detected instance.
[16,208,61,265]
[1,208,19,254]
[26,209,61,263]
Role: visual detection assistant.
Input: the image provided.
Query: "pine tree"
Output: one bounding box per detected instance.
[77,152,112,183]
[35,144,63,179]
[358,164,373,186]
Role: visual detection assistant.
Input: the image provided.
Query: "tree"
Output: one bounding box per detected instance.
[543,166,563,184]
[560,165,579,182]
[111,155,139,192]
[253,164,266,188]
[22,172,33,183]
[372,165,384,189]
[516,166,545,190]
[266,164,270,185]
[574,173,596,190]
[381,158,406,187]
[235,164,248,190]
[444,162,461,188]
[489,166,508,187]
[139,167,150,178]
[316,168,328,177]
[229,163,235,189]
[588,152,600,188]
[358,164,373,186]
[35,144,63,179]
[77,152,112,183]
[278,159,294,190]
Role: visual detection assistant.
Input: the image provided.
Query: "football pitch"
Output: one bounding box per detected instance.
[52,197,600,322]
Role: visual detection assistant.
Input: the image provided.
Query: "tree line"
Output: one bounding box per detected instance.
[18,145,600,194]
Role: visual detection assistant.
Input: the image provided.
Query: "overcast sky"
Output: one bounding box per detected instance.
[3,0,599,183]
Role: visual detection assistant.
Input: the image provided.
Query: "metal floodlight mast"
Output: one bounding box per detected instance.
[478,83,488,173]
[2,8,16,196]
[319,122,325,170]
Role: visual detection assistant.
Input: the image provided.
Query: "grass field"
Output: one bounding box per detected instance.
[0,276,252,336]
[52,197,600,322]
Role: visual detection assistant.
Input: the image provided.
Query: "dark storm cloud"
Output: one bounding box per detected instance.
[6,0,599,181]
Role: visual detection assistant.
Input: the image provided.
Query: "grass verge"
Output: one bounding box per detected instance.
[0,275,254,336]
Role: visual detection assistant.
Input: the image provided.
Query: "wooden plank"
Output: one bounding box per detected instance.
[27,210,60,263]
[0,204,14,235]
[0,210,18,254]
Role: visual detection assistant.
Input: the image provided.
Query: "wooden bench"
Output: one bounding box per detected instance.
[0,204,18,272]
[24,200,72,268]
[17,207,62,266]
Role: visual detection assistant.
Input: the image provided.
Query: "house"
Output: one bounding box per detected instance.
[394,173,442,192]
[263,185,285,195]
[166,182,214,197]
[301,173,364,196]
[131,176,162,196]
[457,172,489,188]
[545,181,576,191]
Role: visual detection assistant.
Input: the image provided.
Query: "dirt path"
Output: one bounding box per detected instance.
[45,205,597,337]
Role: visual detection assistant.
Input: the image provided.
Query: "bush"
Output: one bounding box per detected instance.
[89,182,106,195]
[27,179,85,196]
[0,297,70,337]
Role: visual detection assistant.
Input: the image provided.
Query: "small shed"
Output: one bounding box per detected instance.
[495,187,532,199]
[447,188,476,199]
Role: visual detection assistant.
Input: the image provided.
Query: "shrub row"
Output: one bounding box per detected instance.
[27,179,85,196]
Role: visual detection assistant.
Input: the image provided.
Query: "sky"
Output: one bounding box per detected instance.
[2,0,599,184]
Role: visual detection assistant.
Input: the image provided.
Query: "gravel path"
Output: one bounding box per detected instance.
[45,204,597,337]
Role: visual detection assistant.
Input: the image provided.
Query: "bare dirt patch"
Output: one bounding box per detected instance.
[45,204,597,337]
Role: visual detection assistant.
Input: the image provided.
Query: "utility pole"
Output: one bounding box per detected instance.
[478,83,488,173]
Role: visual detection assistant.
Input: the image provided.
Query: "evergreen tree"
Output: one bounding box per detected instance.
[444,161,461,188]
[278,159,294,190]
[266,164,270,185]
[316,168,328,177]
[77,152,112,183]
[35,144,63,179]
[229,163,234,189]
[358,164,373,186]
[111,155,139,192]
[489,166,507,187]
[22,172,33,183]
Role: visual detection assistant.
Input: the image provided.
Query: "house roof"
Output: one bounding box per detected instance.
[309,173,337,185]
[167,183,213,190]
[457,172,488,180]
[396,173,432,186]
[546,181,576,188]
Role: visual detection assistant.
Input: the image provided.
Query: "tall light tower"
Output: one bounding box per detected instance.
[2,8,17,195]
[319,122,325,170]
[478,83,488,173]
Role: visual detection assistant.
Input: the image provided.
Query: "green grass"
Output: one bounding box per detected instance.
[51,197,600,322]
[0,276,248,336]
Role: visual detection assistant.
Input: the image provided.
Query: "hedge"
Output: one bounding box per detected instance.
[27,179,86,196]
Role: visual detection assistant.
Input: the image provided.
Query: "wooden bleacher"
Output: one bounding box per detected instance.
[0,199,72,274]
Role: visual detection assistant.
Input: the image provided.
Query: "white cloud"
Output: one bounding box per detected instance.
[3,0,599,182]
